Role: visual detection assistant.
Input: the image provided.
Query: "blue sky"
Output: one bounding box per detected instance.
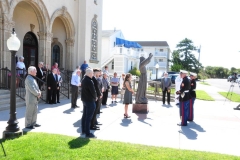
[102,0,240,69]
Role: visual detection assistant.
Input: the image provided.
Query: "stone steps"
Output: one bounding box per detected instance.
[0,89,26,111]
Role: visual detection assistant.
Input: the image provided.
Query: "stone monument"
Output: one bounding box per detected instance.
[133,53,153,113]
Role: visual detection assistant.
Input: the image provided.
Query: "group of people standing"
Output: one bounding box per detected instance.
[73,63,134,138]
[175,70,197,126]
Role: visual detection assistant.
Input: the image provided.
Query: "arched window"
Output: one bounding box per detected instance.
[90,15,98,63]
[52,45,60,66]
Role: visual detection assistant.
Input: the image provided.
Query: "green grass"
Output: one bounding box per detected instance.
[218,92,240,102]
[196,90,215,101]
[1,133,239,160]
[147,87,214,101]
[200,82,210,85]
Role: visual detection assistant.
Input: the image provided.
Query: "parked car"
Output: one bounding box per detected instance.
[168,74,179,84]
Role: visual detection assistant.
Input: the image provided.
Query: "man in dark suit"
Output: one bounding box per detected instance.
[90,69,102,130]
[36,62,44,90]
[47,68,58,104]
[161,72,172,105]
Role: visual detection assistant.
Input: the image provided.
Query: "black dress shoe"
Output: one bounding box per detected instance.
[90,127,100,130]
[26,126,35,129]
[34,124,41,127]
[86,133,96,138]
[75,105,80,108]
[49,103,53,105]
[57,101,60,103]
[53,102,57,104]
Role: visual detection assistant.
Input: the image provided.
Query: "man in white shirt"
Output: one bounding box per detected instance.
[71,69,81,108]
[16,56,26,87]
[175,72,183,105]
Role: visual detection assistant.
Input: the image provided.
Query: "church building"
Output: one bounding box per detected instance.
[0,0,102,70]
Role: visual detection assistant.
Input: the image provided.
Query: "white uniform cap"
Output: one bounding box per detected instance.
[190,72,197,77]
[180,70,188,74]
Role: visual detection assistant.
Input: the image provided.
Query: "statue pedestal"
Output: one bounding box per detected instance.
[132,104,149,113]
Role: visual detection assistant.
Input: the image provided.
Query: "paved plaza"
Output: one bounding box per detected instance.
[1,83,240,157]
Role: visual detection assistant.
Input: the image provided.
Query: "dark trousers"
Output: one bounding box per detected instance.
[162,88,170,104]
[188,98,195,121]
[180,100,189,126]
[48,89,57,103]
[90,100,98,128]
[81,71,86,79]
[71,85,79,107]
[56,87,60,102]
[102,90,108,105]
[90,98,102,127]
[97,98,102,114]
[81,101,96,135]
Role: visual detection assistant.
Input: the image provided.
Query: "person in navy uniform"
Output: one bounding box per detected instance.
[176,70,190,126]
[188,72,197,121]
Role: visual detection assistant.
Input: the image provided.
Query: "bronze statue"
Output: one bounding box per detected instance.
[135,53,153,104]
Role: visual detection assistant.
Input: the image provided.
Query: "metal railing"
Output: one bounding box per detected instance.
[0,67,72,102]
[59,70,72,99]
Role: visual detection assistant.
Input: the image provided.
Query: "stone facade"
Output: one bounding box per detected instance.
[0,0,102,70]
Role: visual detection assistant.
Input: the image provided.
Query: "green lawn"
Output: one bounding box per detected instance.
[196,90,215,101]
[218,92,240,102]
[147,87,214,101]
[1,133,239,160]
[200,82,210,85]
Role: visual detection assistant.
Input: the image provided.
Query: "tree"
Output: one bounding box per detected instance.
[175,38,203,73]
[169,50,182,71]
[129,67,141,77]
[205,66,229,78]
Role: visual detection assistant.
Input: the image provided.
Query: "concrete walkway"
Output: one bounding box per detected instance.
[1,95,240,156]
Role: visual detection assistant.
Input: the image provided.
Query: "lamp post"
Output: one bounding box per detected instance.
[5,28,21,133]
[155,63,159,80]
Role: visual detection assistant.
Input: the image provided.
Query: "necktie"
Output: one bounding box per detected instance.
[55,74,58,81]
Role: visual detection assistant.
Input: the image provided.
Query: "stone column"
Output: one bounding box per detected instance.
[65,38,74,70]
[0,19,15,69]
[37,32,53,67]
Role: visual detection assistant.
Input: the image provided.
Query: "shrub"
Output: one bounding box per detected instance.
[129,67,141,77]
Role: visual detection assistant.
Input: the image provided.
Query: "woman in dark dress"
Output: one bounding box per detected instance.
[123,73,134,118]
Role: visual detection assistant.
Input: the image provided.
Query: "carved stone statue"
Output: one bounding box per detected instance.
[135,53,153,104]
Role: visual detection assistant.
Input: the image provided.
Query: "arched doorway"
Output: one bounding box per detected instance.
[52,45,60,66]
[23,32,38,68]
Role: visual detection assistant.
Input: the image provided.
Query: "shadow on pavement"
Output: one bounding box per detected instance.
[188,121,206,132]
[162,104,173,108]
[68,137,90,149]
[73,119,82,134]
[179,127,198,140]
[136,113,152,126]
[179,122,205,140]
[120,118,132,127]
[63,108,75,114]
